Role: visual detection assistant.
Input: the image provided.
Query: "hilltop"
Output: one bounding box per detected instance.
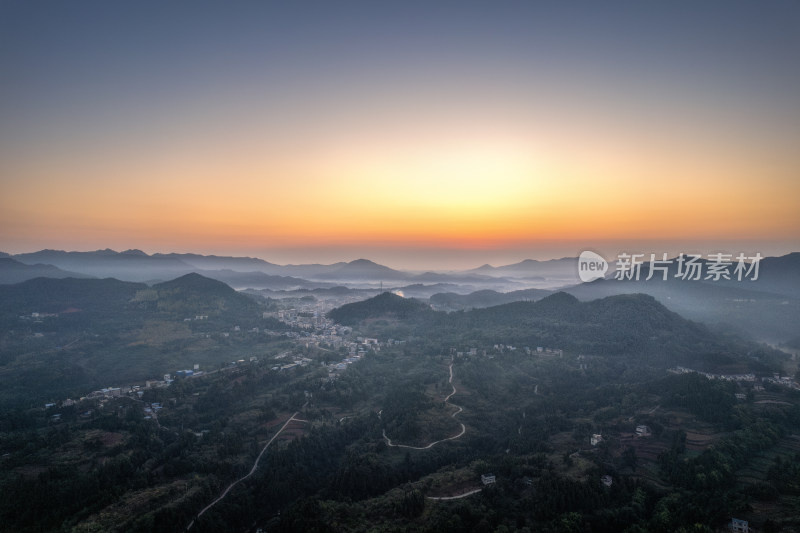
[430,287,553,309]
[327,291,433,325]
[0,276,146,319]
[0,258,91,284]
[0,273,270,407]
[329,291,774,371]
[426,292,724,364]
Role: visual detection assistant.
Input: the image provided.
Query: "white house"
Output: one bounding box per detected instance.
[730,518,749,533]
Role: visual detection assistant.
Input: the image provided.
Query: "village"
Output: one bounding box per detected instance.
[39,298,400,424]
[669,365,800,391]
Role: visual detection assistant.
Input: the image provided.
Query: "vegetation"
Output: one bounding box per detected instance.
[327,292,433,325]
[0,288,798,531]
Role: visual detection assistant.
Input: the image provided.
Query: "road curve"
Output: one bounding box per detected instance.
[383,362,466,450]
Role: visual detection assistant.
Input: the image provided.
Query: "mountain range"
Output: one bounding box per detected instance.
[327,291,777,371]
[2,248,798,342]
[1,249,562,289]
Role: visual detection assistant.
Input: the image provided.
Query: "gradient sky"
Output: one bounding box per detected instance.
[1,1,799,269]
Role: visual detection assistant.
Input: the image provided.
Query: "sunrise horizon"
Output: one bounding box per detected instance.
[2,238,796,272]
[2,1,798,271]
[3,4,800,529]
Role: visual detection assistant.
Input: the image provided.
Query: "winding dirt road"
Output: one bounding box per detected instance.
[186,411,307,530]
[426,487,483,500]
[382,362,466,450]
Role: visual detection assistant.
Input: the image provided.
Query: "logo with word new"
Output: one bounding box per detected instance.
[578,251,608,282]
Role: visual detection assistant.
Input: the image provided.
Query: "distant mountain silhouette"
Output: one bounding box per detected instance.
[192,269,331,290]
[430,287,552,309]
[744,252,800,297]
[120,249,149,256]
[409,271,511,284]
[562,252,800,342]
[152,252,280,272]
[0,258,91,284]
[13,249,193,282]
[154,272,234,292]
[434,253,800,342]
[465,257,578,280]
[314,259,407,281]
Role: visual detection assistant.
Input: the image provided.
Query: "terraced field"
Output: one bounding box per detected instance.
[736,434,800,486]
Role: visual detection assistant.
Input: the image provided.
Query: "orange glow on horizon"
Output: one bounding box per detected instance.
[2,100,799,257]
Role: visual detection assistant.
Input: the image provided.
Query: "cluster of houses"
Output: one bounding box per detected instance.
[669,366,755,382]
[589,425,650,446]
[40,301,393,424]
[20,311,60,320]
[269,308,327,329]
[325,348,369,377]
[266,304,360,350]
[451,345,566,359]
[669,366,799,390]
[142,402,162,420]
[43,362,210,422]
[267,303,339,331]
[491,344,563,357]
[764,373,799,390]
[272,356,313,372]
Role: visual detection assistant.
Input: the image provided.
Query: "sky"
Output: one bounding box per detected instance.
[1,1,799,269]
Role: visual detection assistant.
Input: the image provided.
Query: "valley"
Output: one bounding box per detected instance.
[1,270,799,531]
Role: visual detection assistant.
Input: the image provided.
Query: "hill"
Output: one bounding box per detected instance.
[563,255,800,342]
[0,257,92,284]
[151,252,279,272]
[458,293,773,369]
[328,291,770,371]
[430,287,553,309]
[150,272,261,318]
[314,259,408,281]
[466,257,579,282]
[0,273,258,321]
[194,269,332,290]
[327,291,432,325]
[741,252,800,297]
[0,273,271,408]
[443,253,800,343]
[449,293,719,360]
[13,249,193,282]
[0,276,146,318]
